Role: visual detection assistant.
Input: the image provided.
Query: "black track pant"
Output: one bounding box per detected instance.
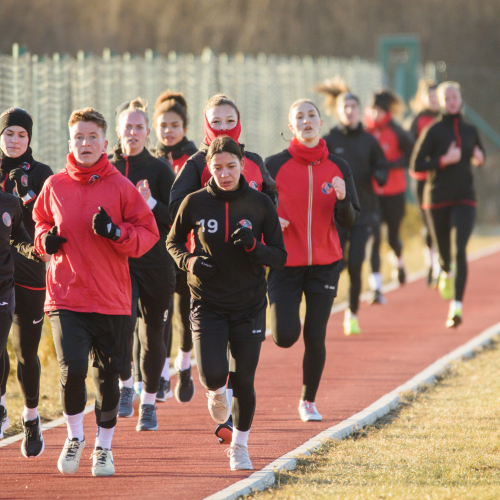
[337,223,373,314]
[49,310,129,429]
[416,180,433,249]
[268,263,341,402]
[0,314,14,397]
[11,285,45,408]
[173,270,192,354]
[371,193,406,273]
[120,267,175,393]
[191,299,266,432]
[430,204,475,302]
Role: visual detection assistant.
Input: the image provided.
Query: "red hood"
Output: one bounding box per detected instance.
[62,152,118,185]
[287,137,329,165]
[203,113,242,145]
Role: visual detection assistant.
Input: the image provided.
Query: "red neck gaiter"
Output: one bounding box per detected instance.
[65,152,115,185]
[364,110,392,131]
[288,137,329,166]
[203,113,242,145]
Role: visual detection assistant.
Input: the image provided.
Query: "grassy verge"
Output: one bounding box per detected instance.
[249,339,500,500]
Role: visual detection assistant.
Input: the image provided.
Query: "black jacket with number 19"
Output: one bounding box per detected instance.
[166,175,287,311]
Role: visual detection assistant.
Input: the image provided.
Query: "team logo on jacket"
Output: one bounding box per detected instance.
[334,147,344,155]
[20,162,31,171]
[239,219,253,229]
[88,174,100,184]
[249,180,258,189]
[321,182,334,195]
[21,174,28,187]
[2,212,11,227]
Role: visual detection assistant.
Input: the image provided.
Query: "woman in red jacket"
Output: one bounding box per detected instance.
[153,91,197,404]
[365,90,414,302]
[265,100,360,422]
[409,79,441,286]
[33,108,159,477]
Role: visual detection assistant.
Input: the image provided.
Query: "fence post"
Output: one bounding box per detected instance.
[12,43,19,107]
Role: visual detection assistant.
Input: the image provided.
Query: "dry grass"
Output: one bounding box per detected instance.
[250,340,500,500]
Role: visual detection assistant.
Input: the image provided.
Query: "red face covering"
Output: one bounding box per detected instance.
[364,109,392,131]
[64,152,116,185]
[203,111,242,145]
[288,137,329,165]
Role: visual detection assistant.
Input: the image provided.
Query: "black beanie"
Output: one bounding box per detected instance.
[115,101,131,127]
[0,108,33,143]
[372,92,393,112]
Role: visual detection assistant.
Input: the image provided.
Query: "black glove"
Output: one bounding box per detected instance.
[231,227,255,249]
[373,168,388,187]
[43,226,67,255]
[92,207,120,240]
[9,168,34,199]
[189,256,217,278]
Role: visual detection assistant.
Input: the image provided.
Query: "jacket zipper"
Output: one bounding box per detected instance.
[453,118,462,148]
[225,202,229,242]
[307,164,313,266]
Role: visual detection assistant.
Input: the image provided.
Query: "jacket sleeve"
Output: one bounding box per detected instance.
[247,152,279,209]
[370,137,388,187]
[388,123,415,170]
[113,182,160,258]
[168,159,202,221]
[334,159,360,230]
[33,181,56,255]
[151,160,176,229]
[10,203,37,260]
[474,127,486,161]
[245,196,287,269]
[410,125,440,172]
[166,196,194,272]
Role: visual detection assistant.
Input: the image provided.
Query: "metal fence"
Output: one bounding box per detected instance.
[0,46,383,170]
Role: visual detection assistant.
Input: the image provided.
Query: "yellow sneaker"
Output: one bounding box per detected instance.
[344,317,361,336]
[446,308,462,328]
[438,271,454,300]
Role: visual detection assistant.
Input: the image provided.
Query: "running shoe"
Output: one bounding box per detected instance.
[0,405,9,439]
[299,400,322,422]
[136,404,158,431]
[446,308,462,328]
[118,387,137,418]
[91,447,115,477]
[207,390,230,424]
[57,438,85,475]
[370,290,387,305]
[227,443,253,471]
[398,267,406,285]
[175,366,195,403]
[344,317,361,336]
[21,415,45,458]
[156,377,173,402]
[215,414,233,444]
[438,271,454,300]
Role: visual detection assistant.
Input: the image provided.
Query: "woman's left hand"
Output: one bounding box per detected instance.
[138,179,151,201]
[472,146,485,167]
[332,176,346,200]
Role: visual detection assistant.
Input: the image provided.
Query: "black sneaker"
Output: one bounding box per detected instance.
[118,387,136,418]
[370,290,387,305]
[215,414,233,444]
[156,377,173,402]
[136,404,158,431]
[0,405,9,439]
[21,415,45,458]
[175,366,195,403]
[398,267,406,285]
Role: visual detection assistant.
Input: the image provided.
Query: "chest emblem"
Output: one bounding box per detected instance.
[88,174,100,185]
[21,174,28,187]
[20,162,31,171]
[334,147,344,155]
[249,180,258,189]
[2,212,11,227]
[321,182,334,195]
[239,219,253,229]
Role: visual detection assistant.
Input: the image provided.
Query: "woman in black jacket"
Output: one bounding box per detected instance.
[318,80,388,335]
[167,136,286,471]
[110,99,176,430]
[0,107,52,457]
[411,81,485,328]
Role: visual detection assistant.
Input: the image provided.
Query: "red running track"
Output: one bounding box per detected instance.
[1,251,499,500]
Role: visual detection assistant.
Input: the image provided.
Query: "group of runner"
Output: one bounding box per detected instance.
[0,76,484,475]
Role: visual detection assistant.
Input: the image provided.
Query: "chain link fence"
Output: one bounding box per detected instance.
[0,46,383,171]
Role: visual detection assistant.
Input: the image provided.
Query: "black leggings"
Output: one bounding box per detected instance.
[416,180,433,249]
[0,312,14,397]
[337,223,373,314]
[371,193,406,273]
[430,204,475,302]
[11,285,45,408]
[271,293,334,402]
[173,271,193,354]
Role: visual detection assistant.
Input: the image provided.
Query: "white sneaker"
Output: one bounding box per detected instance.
[206,390,230,424]
[227,443,253,471]
[91,448,115,477]
[299,401,322,422]
[0,405,9,439]
[57,438,86,474]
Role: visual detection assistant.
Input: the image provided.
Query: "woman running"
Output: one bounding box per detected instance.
[153,91,197,403]
[110,99,176,430]
[317,81,388,335]
[409,79,441,286]
[364,90,414,301]
[167,136,286,470]
[0,108,52,457]
[169,93,278,443]
[265,99,360,421]
[411,81,485,327]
